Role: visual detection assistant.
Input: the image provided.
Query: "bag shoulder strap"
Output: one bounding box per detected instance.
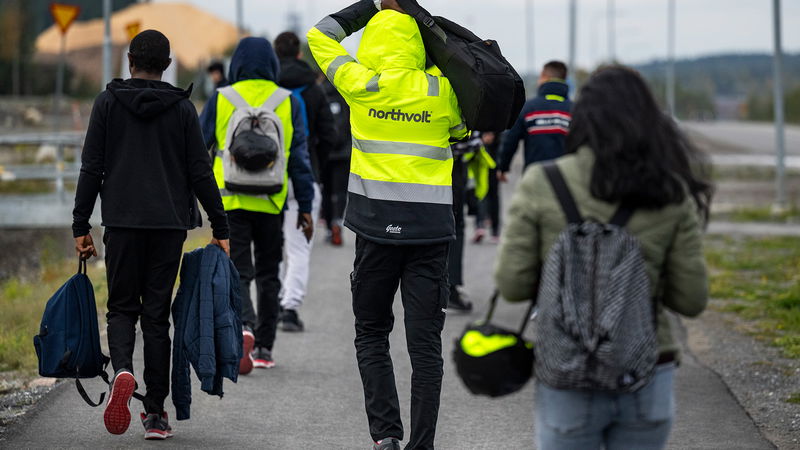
[217,86,250,110]
[484,289,537,336]
[609,205,635,227]
[543,162,582,224]
[397,0,447,41]
[262,87,292,111]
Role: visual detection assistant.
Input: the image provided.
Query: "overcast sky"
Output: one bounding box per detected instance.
[167,0,799,74]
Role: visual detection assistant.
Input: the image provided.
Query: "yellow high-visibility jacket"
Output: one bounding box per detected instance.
[307,2,469,244]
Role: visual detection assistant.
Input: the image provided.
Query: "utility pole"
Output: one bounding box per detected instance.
[666,0,676,117]
[607,0,615,62]
[772,0,787,210]
[525,0,534,75]
[568,0,577,91]
[236,0,244,39]
[102,0,112,89]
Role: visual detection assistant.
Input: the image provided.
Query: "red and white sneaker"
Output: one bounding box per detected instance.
[240,328,255,375]
[141,412,174,440]
[104,369,136,435]
[252,347,276,369]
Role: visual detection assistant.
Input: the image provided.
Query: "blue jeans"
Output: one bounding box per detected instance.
[535,363,676,450]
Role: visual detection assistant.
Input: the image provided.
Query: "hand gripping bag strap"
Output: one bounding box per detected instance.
[543,162,582,224]
[218,86,250,110]
[261,88,292,111]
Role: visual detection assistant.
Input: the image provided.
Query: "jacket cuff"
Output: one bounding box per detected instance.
[72,223,91,238]
[212,228,230,240]
[175,403,190,421]
[298,200,312,214]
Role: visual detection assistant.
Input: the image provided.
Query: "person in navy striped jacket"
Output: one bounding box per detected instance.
[497,61,573,181]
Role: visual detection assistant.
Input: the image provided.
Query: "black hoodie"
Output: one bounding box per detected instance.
[278,57,337,181]
[73,78,229,239]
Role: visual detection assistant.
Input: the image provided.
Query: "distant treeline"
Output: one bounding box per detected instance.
[635,53,800,123]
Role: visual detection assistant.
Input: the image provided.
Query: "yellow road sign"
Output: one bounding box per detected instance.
[49,3,80,34]
[125,21,141,41]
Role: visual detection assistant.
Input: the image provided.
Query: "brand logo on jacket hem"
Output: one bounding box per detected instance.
[369,108,432,123]
[386,224,402,234]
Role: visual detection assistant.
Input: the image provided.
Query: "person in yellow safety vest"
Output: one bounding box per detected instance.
[198,37,315,373]
[307,1,469,449]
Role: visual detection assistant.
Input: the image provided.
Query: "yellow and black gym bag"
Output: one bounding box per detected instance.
[452,290,535,397]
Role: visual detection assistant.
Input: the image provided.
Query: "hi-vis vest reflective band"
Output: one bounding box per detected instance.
[213,79,294,214]
[307,8,470,244]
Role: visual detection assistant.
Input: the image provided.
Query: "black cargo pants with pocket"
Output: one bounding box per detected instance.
[351,236,449,450]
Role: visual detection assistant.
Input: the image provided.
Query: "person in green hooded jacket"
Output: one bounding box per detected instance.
[495,66,712,449]
[308,1,468,449]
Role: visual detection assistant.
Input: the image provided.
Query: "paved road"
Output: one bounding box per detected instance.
[4,225,774,448]
[684,120,800,156]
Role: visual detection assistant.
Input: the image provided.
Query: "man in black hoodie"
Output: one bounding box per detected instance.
[72,30,229,440]
[273,31,337,332]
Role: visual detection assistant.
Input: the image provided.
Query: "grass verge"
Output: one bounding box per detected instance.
[0,230,212,374]
[705,235,800,359]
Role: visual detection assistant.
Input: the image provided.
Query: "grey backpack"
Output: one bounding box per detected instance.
[534,163,657,392]
[218,86,291,195]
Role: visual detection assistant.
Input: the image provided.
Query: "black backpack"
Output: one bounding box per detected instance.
[452,290,535,397]
[398,0,526,132]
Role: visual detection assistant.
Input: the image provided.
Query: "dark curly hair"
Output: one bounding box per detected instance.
[566,66,713,220]
[129,29,171,74]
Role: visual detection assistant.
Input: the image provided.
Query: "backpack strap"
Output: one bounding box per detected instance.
[261,87,292,111]
[609,205,636,227]
[543,162,583,224]
[75,358,147,408]
[217,86,250,109]
[397,0,447,42]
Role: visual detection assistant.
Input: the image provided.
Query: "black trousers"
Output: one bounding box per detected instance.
[448,157,468,287]
[104,227,186,414]
[351,237,449,450]
[476,167,500,236]
[322,159,350,229]
[228,209,283,349]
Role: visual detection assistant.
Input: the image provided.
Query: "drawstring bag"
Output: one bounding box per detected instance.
[452,290,535,397]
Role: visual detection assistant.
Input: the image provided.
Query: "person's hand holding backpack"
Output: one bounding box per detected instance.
[75,234,98,259]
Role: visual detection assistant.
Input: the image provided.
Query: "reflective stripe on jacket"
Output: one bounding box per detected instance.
[213,79,295,214]
[307,2,470,244]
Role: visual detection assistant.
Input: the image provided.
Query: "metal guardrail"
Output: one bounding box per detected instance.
[0,131,85,146]
[0,131,85,205]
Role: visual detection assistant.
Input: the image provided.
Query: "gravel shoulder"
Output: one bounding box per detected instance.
[684,303,800,449]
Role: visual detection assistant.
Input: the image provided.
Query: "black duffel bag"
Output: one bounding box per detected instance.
[452,290,536,397]
[398,0,526,132]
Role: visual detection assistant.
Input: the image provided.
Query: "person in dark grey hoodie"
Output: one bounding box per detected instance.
[72,30,229,440]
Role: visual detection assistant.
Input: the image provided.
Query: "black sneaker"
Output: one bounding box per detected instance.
[281,309,305,332]
[252,347,276,369]
[373,437,401,449]
[448,285,473,312]
[141,411,173,440]
[104,369,136,435]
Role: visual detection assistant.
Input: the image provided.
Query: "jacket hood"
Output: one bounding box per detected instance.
[358,10,425,73]
[107,78,191,119]
[539,80,570,98]
[278,57,317,89]
[228,37,280,83]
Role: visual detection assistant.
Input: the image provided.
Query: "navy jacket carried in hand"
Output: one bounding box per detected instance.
[498,81,572,172]
[171,244,242,421]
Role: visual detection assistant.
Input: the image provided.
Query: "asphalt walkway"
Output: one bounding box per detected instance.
[5,227,774,449]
